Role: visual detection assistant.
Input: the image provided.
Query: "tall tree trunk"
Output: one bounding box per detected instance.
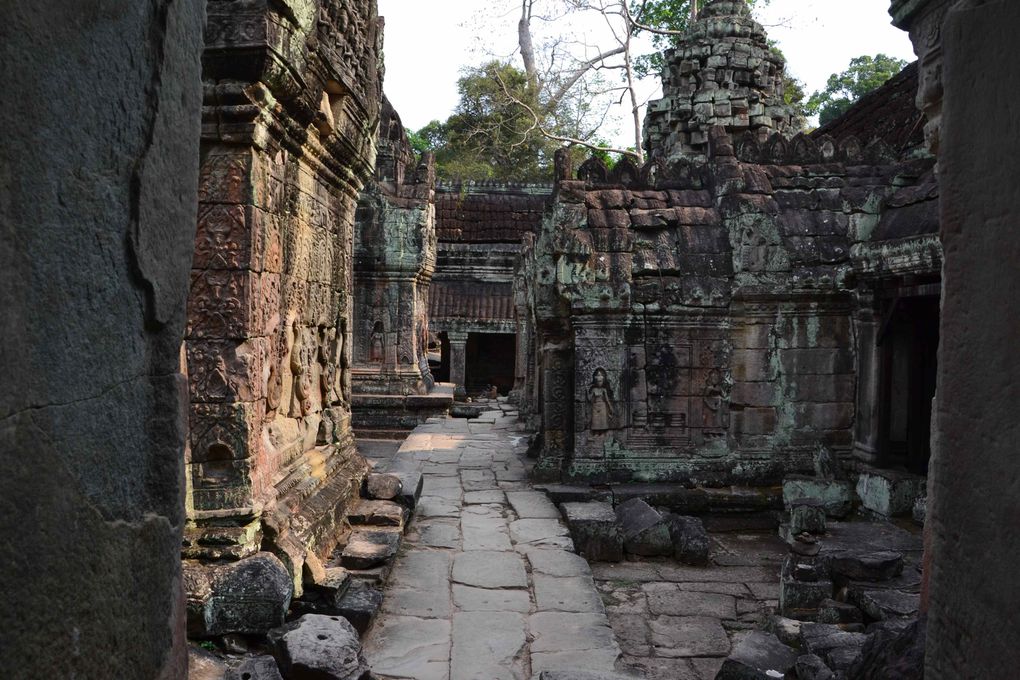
[519,0,538,86]
[691,0,698,23]
[623,25,644,163]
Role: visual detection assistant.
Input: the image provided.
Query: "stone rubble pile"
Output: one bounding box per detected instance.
[712,451,926,679]
[185,462,423,679]
[643,0,801,159]
[561,497,710,566]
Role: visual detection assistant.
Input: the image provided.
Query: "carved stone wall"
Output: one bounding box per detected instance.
[352,97,446,431]
[183,0,383,593]
[519,2,941,485]
[0,1,205,676]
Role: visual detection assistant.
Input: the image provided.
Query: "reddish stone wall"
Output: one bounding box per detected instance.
[184,0,382,588]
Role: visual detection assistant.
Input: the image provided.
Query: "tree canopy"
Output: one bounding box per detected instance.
[409,61,565,181]
[806,54,909,126]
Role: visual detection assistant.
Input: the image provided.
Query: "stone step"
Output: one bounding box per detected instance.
[341,528,401,570]
[348,499,409,529]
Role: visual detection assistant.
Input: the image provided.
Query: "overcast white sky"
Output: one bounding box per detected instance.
[377,0,916,143]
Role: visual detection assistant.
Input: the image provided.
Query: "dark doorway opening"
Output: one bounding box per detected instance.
[433,332,450,383]
[466,333,516,396]
[878,292,940,475]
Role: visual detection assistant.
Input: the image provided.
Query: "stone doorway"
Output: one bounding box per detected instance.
[466,332,517,396]
[878,290,940,475]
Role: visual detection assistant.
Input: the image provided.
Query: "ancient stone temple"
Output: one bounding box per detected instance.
[351,98,451,434]
[516,0,940,490]
[4,0,1020,677]
[429,182,553,396]
[183,0,383,589]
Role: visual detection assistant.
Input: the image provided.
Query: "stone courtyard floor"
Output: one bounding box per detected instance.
[594,532,787,679]
[359,403,787,680]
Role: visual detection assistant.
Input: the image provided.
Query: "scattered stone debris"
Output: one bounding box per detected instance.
[268,614,372,680]
[364,473,403,501]
[225,656,285,680]
[717,630,798,679]
[615,498,675,557]
[185,553,293,638]
[341,530,401,570]
[856,470,927,518]
[665,513,711,566]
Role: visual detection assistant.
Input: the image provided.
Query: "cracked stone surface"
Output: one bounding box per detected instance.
[362,402,625,679]
[595,531,788,680]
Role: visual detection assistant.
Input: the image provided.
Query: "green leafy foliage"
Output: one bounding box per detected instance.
[806,54,909,126]
[412,61,571,181]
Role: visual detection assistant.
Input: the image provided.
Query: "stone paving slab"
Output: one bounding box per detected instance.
[595,532,787,680]
[363,412,628,680]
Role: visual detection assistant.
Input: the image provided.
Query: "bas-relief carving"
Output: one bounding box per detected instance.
[184,0,380,574]
[587,368,616,432]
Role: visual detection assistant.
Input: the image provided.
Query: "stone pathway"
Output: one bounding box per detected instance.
[362,401,627,680]
[594,532,787,680]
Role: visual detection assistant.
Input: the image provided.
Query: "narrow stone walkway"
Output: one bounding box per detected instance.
[362,401,627,680]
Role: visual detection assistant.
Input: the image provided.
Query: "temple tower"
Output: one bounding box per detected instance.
[643,0,800,159]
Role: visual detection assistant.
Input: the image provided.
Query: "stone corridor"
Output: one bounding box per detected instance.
[360,402,627,679]
[356,403,792,680]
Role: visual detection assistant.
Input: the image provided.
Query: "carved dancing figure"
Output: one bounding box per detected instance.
[588,368,615,432]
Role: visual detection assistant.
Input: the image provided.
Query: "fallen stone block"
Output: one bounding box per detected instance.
[614,498,672,557]
[829,551,904,582]
[290,567,352,618]
[364,472,403,501]
[790,500,827,535]
[392,470,424,509]
[856,470,925,518]
[268,614,371,680]
[717,630,798,679]
[225,656,284,680]
[795,654,834,680]
[185,552,293,638]
[800,623,867,671]
[765,615,803,647]
[347,499,408,529]
[817,599,864,625]
[846,616,925,680]
[780,577,832,621]
[341,529,401,570]
[850,588,920,621]
[665,513,710,566]
[561,501,624,562]
[334,580,384,635]
[783,475,855,518]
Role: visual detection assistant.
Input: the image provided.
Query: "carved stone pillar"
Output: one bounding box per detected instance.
[853,290,882,464]
[447,331,469,397]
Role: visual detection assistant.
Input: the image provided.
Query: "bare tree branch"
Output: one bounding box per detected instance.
[494,69,640,160]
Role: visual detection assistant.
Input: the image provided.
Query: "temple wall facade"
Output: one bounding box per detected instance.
[430,183,553,394]
[351,98,448,433]
[518,1,941,487]
[183,0,383,591]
